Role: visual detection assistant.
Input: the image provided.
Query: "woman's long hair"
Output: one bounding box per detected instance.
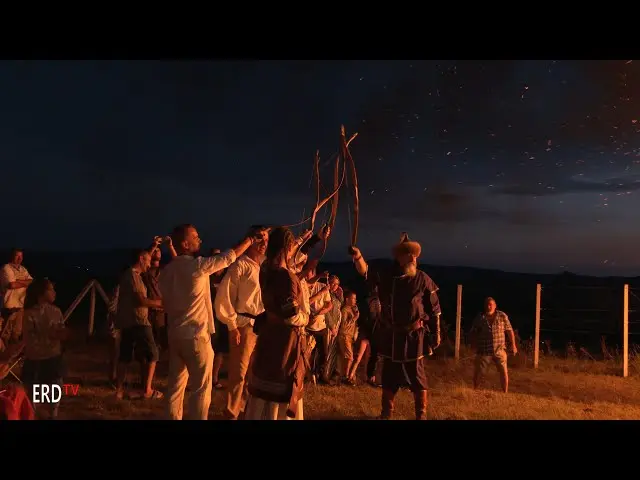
[24,278,54,310]
[265,227,295,267]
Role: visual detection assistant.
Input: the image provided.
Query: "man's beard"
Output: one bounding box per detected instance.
[403,263,417,277]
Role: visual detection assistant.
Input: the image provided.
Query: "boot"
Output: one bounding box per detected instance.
[378,389,395,419]
[414,390,428,420]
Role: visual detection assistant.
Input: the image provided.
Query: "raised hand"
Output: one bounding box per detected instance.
[319,225,331,240]
[251,227,269,244]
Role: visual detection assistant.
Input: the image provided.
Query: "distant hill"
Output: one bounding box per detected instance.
[3,249,639,351]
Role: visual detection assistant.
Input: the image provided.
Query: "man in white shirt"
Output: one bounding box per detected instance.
[1,249,33,343]
[159,223,266,420]
[215,225,268,420]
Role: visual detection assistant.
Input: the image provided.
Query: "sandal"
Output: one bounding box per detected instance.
[213,382,224,390]
[143,390,164,400]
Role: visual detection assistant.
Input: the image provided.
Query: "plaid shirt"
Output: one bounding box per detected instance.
[471,310,513,356]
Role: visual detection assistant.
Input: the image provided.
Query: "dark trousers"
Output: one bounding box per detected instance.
[366,342,378,379]
[381,358,428,394]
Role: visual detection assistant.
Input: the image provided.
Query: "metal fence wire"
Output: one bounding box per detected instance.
[438,283,634,377]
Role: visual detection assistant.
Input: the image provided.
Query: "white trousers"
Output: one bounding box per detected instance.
[244,395,304,420]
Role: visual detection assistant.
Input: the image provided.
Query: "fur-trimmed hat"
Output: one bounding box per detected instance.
[392,232,421,258]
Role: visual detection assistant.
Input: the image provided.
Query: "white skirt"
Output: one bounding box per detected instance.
[244,395,304,420]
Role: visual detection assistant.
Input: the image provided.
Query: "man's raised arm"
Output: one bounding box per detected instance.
[199,228,268,277]
[147,236,162,254]
[349,246,368,277]
[165,237,178,258]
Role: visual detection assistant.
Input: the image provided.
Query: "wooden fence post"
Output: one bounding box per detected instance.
[88,283,96,336]
[623,284,629,378]
[455,284,462,361]
[534,283,541,369]
[93,281,111,306]
[63,279,110,336]
[63,280,95,323]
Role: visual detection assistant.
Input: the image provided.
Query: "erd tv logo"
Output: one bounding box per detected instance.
[32,384,80,403]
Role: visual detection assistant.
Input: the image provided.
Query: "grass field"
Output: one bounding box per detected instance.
[21,340,638,420]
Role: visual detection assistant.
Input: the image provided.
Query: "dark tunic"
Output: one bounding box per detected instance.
[367,264,441,363]
[248,265,309,418]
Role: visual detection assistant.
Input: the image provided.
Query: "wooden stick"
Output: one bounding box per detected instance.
[88,285,96,336]
[455,284,462,361]
[534,283,541,369]
[623,284,629,378]
[63,280,95,323]
[341,125,360,247]
[314,150,321,211]
[93,281,111,306]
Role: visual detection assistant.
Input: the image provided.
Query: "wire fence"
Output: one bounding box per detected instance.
[441,282,635,377]
[61,276,638,377]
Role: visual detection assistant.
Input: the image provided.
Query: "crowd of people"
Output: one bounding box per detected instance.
[0,225,518,420]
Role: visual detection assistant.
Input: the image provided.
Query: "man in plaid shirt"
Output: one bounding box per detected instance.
[470,297,517,393]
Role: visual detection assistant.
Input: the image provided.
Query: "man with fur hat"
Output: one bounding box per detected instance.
[349,233,441,420]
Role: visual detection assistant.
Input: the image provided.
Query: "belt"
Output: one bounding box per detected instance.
[238,312,259,320]
[390,319,426,333]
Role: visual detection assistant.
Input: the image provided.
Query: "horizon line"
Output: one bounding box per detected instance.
[4,247,639,279]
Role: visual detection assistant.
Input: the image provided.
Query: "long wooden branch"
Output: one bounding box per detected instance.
[319,154,342,258]
[277,130,358,236]
[314,150,321,212]
[341,125,360,252]
[292,154,347,265]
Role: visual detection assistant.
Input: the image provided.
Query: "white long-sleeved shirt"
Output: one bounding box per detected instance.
[214,254,264,331]
[287,277,311,327]
[307,281,331,332]
[158,250,237,340]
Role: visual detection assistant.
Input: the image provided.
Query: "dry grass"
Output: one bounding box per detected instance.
[14,341,636,420]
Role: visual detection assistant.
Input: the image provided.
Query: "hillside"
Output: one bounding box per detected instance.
[4,249,640,352]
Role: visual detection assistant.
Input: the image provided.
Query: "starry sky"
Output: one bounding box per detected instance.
[1,59,639,276]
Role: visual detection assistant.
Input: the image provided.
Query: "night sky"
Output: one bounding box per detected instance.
[1,60,639,276]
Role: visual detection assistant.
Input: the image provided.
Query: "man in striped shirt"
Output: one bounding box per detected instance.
[470,297,517,393]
